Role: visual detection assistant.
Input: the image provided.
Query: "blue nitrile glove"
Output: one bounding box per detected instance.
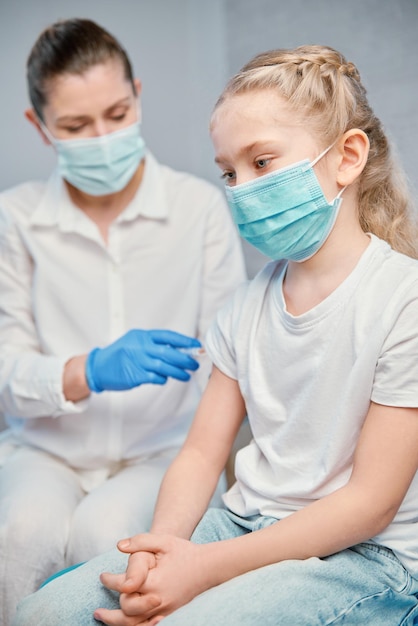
[85,329,202,393]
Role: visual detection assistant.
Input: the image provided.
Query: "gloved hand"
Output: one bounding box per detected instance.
[85,329,202,393]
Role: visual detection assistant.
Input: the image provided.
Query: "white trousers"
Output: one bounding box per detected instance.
[0,444,226,626]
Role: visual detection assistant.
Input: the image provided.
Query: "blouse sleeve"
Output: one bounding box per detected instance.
[0,206,86,418]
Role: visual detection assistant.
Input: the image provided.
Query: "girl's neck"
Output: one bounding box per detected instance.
[283,215,370,316]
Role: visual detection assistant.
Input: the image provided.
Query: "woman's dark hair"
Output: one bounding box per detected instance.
[27,18,136,120]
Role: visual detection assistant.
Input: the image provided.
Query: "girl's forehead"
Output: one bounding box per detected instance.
[211,91,318,161]
[212,90,292,127]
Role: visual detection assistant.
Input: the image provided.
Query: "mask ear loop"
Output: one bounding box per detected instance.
[310,140,347,201]
[310,141,337,167]
[36,118,57,145]
[336,185,346,199]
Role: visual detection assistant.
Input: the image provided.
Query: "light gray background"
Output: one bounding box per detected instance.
[0,0,417,276]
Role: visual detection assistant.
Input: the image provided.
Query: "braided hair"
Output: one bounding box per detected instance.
[212,45,418,258]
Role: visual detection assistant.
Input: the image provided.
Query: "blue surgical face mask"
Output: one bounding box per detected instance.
[225,145,345,262]
[42,117,146,196]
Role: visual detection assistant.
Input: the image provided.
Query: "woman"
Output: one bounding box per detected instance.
[0,18,246,624]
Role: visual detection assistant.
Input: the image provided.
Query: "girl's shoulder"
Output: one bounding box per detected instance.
[222,259,286,325]
[372,235,418,283]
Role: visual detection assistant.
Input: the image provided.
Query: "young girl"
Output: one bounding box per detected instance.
[13,45,418,626]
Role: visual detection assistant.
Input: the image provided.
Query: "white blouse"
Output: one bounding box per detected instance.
[0,152,246,469]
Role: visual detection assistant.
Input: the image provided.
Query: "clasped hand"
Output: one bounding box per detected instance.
[86,329,202,392]
[94,534,208,625]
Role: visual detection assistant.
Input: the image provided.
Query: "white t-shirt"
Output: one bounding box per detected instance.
[206,234,418,575]
[0,152,246,469]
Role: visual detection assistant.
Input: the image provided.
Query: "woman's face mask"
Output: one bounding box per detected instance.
[41,119,146,196]
[225,145,345,262]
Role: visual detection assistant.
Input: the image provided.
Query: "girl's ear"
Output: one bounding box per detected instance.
[24,108,51,145]
[336,128,369,187]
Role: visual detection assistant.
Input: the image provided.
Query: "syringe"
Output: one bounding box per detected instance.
[180,346,206,357]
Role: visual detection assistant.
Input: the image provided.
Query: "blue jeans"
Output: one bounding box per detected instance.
[13,508,418,625]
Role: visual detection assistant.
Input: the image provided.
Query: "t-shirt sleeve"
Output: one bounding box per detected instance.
[205,280,251,380]
[372,282,418,407]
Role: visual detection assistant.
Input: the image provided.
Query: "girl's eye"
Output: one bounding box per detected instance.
[256,158,271,169]
[220,171,236,184]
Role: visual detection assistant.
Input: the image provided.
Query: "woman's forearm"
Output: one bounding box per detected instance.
[0,350,88,416]
[63,354,90,402]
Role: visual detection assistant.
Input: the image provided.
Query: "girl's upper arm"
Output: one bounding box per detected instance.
[182,364,247,472]
[350,401,418,523]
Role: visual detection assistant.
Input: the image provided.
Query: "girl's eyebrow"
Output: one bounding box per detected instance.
[215,141,278,164]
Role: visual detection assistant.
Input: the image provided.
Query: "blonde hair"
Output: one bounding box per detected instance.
[213,45,418,258]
